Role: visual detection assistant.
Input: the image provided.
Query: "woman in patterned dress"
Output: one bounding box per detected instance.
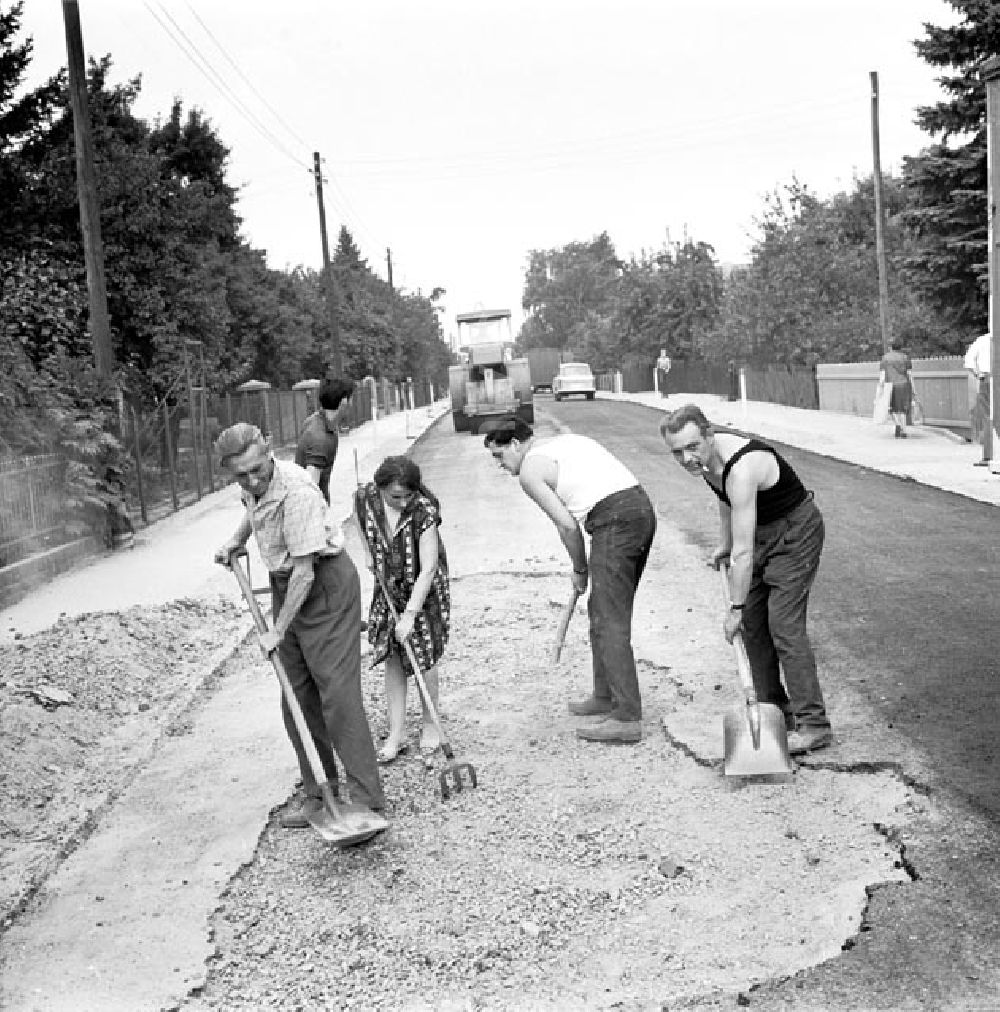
[354,456,451,762]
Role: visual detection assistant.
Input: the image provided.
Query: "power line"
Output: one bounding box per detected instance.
[142,1,310,172]
[184,3,311,156]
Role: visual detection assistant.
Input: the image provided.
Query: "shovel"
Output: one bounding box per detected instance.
[717,564,795,777]
[229,551,389,847]
[551,586,581,663]
[370,563,478,801]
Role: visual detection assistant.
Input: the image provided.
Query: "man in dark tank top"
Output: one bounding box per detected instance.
[660,404,833,755]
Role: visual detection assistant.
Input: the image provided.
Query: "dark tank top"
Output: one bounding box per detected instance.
[704,438,807,525]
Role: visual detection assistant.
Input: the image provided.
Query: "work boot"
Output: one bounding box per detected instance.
[279,791,325,829]
[568,694,614,717]
[575,718,641,743]
[786,727,833,756]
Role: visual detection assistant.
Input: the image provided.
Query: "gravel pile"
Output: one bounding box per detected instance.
[0,596,247,924]
[183,572,918,1010]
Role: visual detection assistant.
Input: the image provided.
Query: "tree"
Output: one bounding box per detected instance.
[900,0,1000,332]
[617,240,723,364]
[520,232,622,350]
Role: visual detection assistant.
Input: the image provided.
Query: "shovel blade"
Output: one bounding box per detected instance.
[306,789,389,847]
[722,702,796,777]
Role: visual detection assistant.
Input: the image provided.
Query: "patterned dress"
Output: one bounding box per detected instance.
[355,483,451,676]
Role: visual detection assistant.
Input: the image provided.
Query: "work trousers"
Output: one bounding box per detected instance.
[741,495,829,731]
[271,552,384,811]
[583,486,657,722]
[972,376,993,461]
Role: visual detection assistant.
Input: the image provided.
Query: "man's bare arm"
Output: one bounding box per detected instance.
[519,455,588,573]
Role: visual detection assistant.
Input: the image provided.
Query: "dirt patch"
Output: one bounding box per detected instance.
[0,597,248,925]
[183,572,919,1010]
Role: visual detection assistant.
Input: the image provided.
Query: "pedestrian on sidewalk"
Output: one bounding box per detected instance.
[878,339,913,439]
[353,456,451,763]
[295,376,355,503]
[964,333,992,467]
[483,418,656,744]
[656,348,672,398]
[213,423,385,827]
[660,404,833,756]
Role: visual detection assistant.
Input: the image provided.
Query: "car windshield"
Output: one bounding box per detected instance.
[562,365,591,376]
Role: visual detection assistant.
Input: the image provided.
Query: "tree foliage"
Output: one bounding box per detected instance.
[0,2,450,446]
[900,0,1000,332]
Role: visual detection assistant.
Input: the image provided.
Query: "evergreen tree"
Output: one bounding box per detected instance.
[901,0,1000,332]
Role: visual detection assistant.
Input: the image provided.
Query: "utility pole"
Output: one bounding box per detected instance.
[981,57,1000,467]
[386,247,394,291]
[62,0,113,381]
[870,71,892,353]
[312,151,343,376]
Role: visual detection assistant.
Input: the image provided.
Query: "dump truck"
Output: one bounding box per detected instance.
[448,309,534,433]
[525,347,563,392]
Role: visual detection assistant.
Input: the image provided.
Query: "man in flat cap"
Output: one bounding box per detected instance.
[483,418,656,743]
[213,423,385,825]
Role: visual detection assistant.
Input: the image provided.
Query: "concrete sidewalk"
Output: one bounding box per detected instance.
[602,389,1000,508]
[0,401,451,642]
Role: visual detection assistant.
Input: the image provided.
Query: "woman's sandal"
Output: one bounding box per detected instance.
[376,741,408,764]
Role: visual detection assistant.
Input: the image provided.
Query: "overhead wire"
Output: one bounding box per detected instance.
[143,1,310,171]
[185,2,312,156]
[143,2,388,272]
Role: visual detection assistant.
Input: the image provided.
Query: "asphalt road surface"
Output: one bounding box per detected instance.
[537,394,1000,1010]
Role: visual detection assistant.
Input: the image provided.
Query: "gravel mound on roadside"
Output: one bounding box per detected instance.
[0,596,247,925]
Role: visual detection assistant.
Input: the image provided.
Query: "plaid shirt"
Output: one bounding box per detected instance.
[245,460,344,574]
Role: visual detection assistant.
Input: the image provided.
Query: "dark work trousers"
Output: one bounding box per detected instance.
[583,486,657,722]
[271,552,385,811]
[741,495,830,731]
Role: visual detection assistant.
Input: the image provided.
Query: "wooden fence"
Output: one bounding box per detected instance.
[1,376,435,566]
[816,357,970,434]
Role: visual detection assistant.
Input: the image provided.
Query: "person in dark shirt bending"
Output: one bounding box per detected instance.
[660,404,832,755]
[295,377,354,503]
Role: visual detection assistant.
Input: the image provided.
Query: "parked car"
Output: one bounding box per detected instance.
[552,362,596,401]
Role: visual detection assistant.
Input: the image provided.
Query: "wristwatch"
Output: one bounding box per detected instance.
[730,603,745,611]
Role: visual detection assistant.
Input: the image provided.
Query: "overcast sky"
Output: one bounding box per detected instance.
[20,1,956,340]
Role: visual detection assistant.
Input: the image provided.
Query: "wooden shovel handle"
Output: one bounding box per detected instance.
[370,563,453,758]
[230,553,331,789]
[716,564,757,699]
[551,587,581,663]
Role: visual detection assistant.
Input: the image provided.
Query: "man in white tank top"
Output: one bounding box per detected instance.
[483,418,657,743]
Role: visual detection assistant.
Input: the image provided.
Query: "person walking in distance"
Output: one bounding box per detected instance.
[213,423,385,827]
[483,418,656,744]
[354,456,451,763]
[660,404,833,755]
[295,376,355,503]
[878,339,914,439]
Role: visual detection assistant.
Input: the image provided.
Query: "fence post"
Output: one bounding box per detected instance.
[129,404,148,524]
[739,367,748,419]
[202,389,214,494]
[162,400,179,511]
[226,392,233,428]
[184,347,203,499]
[276,391,285,445]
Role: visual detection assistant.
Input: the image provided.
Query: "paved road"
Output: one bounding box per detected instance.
[545,394,1000,1010]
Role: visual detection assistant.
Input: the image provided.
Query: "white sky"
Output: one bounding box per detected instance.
[20,1,956,340]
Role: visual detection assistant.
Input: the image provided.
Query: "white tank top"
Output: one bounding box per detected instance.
[525,434,638,521]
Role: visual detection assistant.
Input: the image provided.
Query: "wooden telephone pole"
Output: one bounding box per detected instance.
[312,151,343,376]
[981,58,1000,465]
[870,71,892,354]
[62,0,113,380]
[386,247,394,291]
